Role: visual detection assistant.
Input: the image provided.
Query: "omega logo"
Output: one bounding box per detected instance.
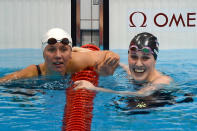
[129,12,147,27]
[129,12,196,27]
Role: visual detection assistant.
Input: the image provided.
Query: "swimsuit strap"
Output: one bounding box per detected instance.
[36,65,42,76]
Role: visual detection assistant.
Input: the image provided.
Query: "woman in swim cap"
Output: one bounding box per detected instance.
[125,32,170,85]
[0,28,119,83]
[74,33,194,112]
[74,32,172,97]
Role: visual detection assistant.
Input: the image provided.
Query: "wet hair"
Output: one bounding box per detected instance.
[129,32,159,60]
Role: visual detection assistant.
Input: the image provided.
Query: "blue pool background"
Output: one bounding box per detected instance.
[0,49,197,130]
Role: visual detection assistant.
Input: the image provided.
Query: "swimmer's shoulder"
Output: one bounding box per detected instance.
[20,64,39,77]
[152,74,172,85]
[20,63,46,77]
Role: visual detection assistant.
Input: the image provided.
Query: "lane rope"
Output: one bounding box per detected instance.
[62,44,100,131]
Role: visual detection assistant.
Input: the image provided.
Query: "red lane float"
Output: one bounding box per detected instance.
[62,44,100,131]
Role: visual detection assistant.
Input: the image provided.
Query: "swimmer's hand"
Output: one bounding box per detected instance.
[74,80,116,93]
[72,47,92,52]
[74,80,96,90]
[95,53,120,76]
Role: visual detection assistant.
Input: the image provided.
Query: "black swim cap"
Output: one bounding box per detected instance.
[129,32,159,60]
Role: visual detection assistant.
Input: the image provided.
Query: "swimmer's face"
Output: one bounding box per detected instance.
[43,42,72,74]
[128,50,156,82]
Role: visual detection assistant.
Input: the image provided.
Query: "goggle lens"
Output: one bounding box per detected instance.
[47,38,70,45]
[129,45,153,54]
[141,47,151,54]
[47,38,57,45]
[130,46,138,52]
[61,38,70,45]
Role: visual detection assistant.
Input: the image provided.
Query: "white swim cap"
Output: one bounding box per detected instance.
[42,28,72,51]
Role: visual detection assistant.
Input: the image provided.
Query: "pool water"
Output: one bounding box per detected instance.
[0,49,197,130]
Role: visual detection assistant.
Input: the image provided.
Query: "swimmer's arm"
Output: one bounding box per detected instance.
[74,76,172,97]
[134,85,159,97]
[74,80,146,97]
[74,80,117,93]
[68,51,120,76]
[119,63,131,76]
[74,80,121,93]
[0,65,38,83]
[72,47,92,52]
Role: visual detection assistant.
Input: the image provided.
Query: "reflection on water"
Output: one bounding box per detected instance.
[0,75,71,89]
[110,88,194,115]
[0,76,69,130]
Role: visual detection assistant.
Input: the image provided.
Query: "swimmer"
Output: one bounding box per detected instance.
[74,33,194,113]
[0,28,119,83]
[75,32,172,97]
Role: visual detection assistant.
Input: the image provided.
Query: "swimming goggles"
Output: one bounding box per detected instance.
[129,45,153,54]
[47,38,70,45]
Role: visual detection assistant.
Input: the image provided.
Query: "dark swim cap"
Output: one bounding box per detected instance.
[129,32,159,60]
